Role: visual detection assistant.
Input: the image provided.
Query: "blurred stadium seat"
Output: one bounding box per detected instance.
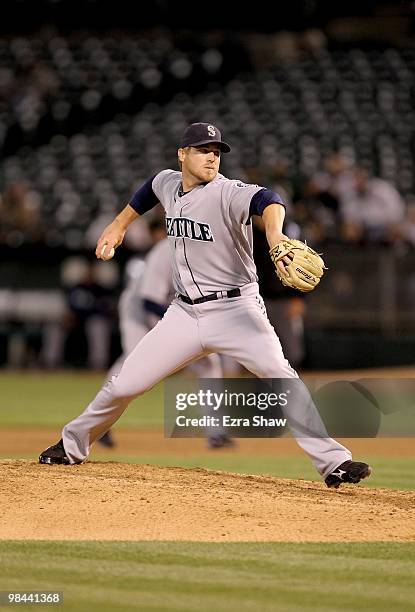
[1,34,415,251]
[1,1,415,367]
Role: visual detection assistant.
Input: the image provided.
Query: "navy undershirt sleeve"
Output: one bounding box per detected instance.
[249,188,286,218]
[129,174,159,214]
[143,299,168,318]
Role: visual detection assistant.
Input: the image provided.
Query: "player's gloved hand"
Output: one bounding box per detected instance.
[269,238,326,292]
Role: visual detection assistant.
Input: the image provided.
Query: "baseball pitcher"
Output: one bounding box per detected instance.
[40,122,371,488]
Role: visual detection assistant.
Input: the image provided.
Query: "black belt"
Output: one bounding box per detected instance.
[178,288,241,305]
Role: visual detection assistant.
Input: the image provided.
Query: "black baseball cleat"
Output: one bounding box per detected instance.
[39,439,70,465]
[325,460,372,489]
[207,434,235,449]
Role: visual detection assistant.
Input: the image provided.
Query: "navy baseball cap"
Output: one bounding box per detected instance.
[179,123,231,153]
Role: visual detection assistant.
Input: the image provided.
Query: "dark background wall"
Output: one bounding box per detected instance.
[1,0,411,34]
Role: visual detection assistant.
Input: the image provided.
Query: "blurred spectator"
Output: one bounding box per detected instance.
[0,181,44,246]
[265,159,295,209]
[299,29,327,57]
[40,257,118,370]
[294,153,354,244]
[272,31,300,64]
[308,152,355,205]
[340,168,406,243]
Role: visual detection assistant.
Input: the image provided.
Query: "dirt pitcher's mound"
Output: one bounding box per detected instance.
[1,460,414,542]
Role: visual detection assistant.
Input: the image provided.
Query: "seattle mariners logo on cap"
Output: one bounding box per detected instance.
[179,122,231,153]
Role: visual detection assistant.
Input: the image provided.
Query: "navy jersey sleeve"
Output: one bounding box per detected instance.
[129,175,159,214]
[249,188,286,218]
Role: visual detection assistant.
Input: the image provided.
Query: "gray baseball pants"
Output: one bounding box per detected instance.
[62,283,351,476]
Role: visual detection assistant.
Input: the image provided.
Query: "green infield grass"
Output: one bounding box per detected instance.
[0,541,414,611]
[2,371,415,435]
[0,372,163,428]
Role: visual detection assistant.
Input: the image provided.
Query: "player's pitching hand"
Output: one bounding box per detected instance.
[96,221,126,260]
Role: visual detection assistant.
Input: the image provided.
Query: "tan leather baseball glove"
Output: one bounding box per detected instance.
[269,239,326,292]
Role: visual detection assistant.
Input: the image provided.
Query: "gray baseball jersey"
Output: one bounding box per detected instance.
[152,171,262,300]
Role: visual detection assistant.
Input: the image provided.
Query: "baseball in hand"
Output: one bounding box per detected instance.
[101,245,115,259]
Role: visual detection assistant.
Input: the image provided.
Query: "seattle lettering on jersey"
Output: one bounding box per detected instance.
[166,216,215,242]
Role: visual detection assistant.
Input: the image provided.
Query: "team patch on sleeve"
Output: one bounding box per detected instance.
[236,181,259,188]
